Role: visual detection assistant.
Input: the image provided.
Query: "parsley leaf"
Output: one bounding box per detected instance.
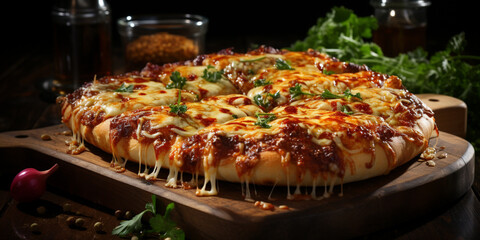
[169,90,187,115]
[254,113,276,128]
[112,195,184,240]
[202,65,224,83]
[253,78,272,87]
[275,58,295,70]
[321,89,362,101]
[289,83,316,98]
[340,105,354,115]
[115,83,134,93]
[166,71,187,89]
[253,91,280,110]
[112,209,149,237]
[343,89,362,100]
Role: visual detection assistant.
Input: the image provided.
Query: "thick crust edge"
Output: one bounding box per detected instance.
[64,111,435,187]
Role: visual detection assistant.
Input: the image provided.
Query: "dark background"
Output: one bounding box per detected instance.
[2,0,479,68]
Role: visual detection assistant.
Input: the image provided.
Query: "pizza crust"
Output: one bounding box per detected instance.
[63,108,434,189]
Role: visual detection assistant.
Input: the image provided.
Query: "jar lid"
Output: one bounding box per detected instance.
[370,0,431,8]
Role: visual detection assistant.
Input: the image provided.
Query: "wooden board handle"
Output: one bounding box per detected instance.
[417,94,467,138]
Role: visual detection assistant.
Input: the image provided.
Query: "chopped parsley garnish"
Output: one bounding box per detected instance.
[112,195,185,240]
[289,83,316,98]
[202,65,224,83]
[254,113,276,128]
[323,69,337,75]
[275,58,295,70]
[239,56,267,62]
[340,105,354,115]
[253,91,281,110]
[232,114,239,119]
[166,71,187,89]
[342,89,362,100]
[115,83,134,93]
[321,89,362,101]
[289,84,361,101]
[253,78,272,87]
[169,90,187,115]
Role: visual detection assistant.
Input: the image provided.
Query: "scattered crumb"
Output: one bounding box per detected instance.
[40,134,51,141]
[254,201,275,211]
[63,203,72,212]
[75,218,85,227]
[115,210,123,219]
[66,216,75,227]
[30,222,40,233]
[278,205,289,210]
[60,130,73,136]
[437,152,448,159]
[93,221,104,232]
[420,147,436,161]
[426,160,436,167]
[36,206,46,215]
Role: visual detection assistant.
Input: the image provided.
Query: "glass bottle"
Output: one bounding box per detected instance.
[51,0,112,95]
[370,0,431,57]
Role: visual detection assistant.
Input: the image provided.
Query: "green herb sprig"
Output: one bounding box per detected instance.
[321,89,362,101]
[115,83,134,93]
[166,71,187,89]
[289,83,316,98]
[340,105,354,115]
[253,79,272,87]
[253,91,281,110]
[202,65,224,83]
[289,83,361,101]
[169,90,187,115]
[275,58,295,70]
[254,113,277,128]
[112,195,185,240]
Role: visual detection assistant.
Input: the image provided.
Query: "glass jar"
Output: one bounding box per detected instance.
[117,14,208,72]
[370,0,431,57]
[51,0,112,94]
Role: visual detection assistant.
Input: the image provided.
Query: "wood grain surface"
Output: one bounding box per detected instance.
[0,124,474,240]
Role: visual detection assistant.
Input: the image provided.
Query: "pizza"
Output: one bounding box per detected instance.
[58,46,436,200]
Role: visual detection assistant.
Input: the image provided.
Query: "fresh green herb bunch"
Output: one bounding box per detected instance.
[112,195,185,240]
[289,6,480,151]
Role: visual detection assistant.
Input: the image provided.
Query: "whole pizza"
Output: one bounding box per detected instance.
[58,46,436,200]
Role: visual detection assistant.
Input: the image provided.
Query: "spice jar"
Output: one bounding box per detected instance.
[117,14,208,72]
[370,0,431,57]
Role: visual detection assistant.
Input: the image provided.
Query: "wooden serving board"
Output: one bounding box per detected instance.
[0,124,475,240]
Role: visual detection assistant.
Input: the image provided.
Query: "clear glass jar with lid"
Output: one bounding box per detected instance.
[370,0,431,57]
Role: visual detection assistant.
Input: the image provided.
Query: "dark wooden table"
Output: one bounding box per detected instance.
[1,39,479,239]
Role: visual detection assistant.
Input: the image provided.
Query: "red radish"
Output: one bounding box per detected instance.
[10,164,59,202]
